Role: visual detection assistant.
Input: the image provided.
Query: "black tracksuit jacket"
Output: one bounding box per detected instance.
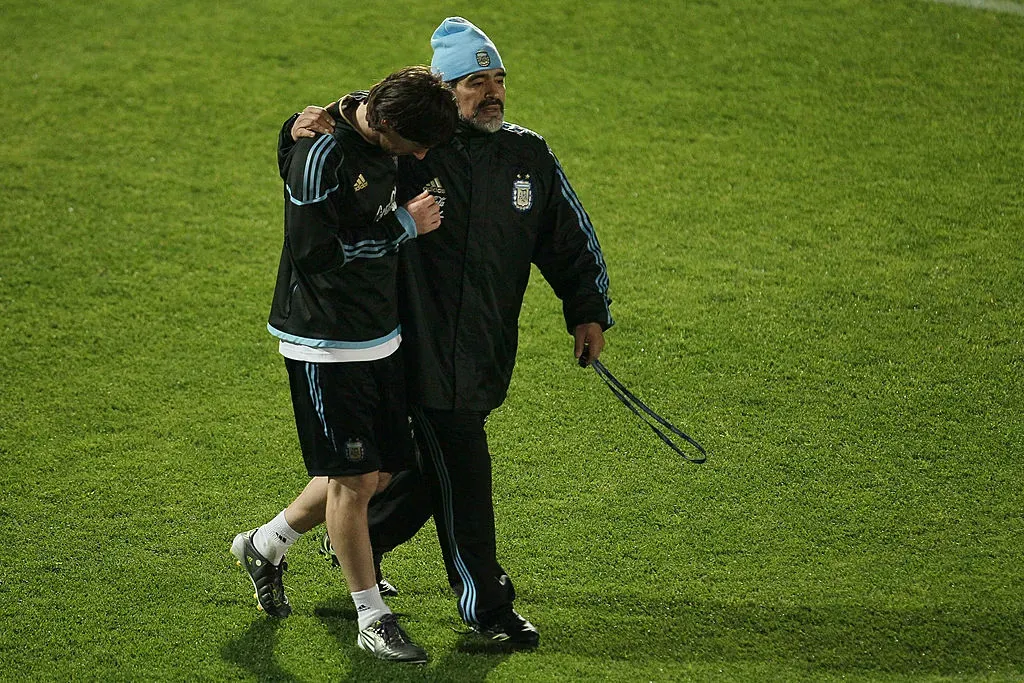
[396,122,613,411]
[269,94,413,348]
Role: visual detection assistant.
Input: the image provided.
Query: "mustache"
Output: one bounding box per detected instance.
[477,98,504,113]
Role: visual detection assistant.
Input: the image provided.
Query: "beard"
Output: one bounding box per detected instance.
[465,98,504,133]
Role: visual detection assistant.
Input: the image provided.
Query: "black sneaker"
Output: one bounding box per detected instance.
[473,606,539,648]
[376,576,399,597]
[357,613,428,663]
[318,533,398,597]
[230,529,291,618]
[318,532,339,567]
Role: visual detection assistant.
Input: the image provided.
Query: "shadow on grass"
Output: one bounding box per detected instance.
[315,598,510,682]
[549,596,1024,677]
[221,617,300,683]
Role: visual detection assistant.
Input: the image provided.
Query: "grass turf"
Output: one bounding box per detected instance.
[1,0,1022,680]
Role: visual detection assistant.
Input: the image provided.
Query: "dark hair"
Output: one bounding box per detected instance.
[365,66,458,148]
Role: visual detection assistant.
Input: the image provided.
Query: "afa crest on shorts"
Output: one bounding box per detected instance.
[345,438,365,462]
[512,174,532,212]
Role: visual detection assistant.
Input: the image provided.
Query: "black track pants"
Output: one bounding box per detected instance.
[367,468,431,554]
[367,405,516,625]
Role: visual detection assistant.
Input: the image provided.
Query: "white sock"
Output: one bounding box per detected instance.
[252,510,301,565]
[352,586,391,630]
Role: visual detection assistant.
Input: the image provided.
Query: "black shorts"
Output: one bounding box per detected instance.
[285,353,413,477]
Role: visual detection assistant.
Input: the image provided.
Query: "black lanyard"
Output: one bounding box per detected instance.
[590,359,707,464]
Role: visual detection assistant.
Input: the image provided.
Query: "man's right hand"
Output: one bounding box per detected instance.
[291,105,336,141]
[403,191,441,235]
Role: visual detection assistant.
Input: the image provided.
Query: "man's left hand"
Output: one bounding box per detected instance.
[574,322,605,367]
[292,105,336,141]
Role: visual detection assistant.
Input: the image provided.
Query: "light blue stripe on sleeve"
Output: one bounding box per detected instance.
[286,182,340,206]
[312,137,335,201]
[342,232,411,260]
[297,135,337,203]
[303,136,330,202]
[552,154,610,292]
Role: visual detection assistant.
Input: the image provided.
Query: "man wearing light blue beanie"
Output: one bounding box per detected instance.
[284,16,613,651]
[429,17,508,134]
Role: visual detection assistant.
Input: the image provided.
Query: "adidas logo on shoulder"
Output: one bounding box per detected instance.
[354,173,368,192]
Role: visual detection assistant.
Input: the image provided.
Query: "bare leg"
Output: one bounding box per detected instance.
[282,473,389,536]
[326,472,380,592]
[283,476,328,533]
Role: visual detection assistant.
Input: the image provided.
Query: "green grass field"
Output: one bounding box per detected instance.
[2,1,1022,680]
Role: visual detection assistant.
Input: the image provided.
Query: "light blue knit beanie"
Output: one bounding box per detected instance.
[430,17,503,81]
